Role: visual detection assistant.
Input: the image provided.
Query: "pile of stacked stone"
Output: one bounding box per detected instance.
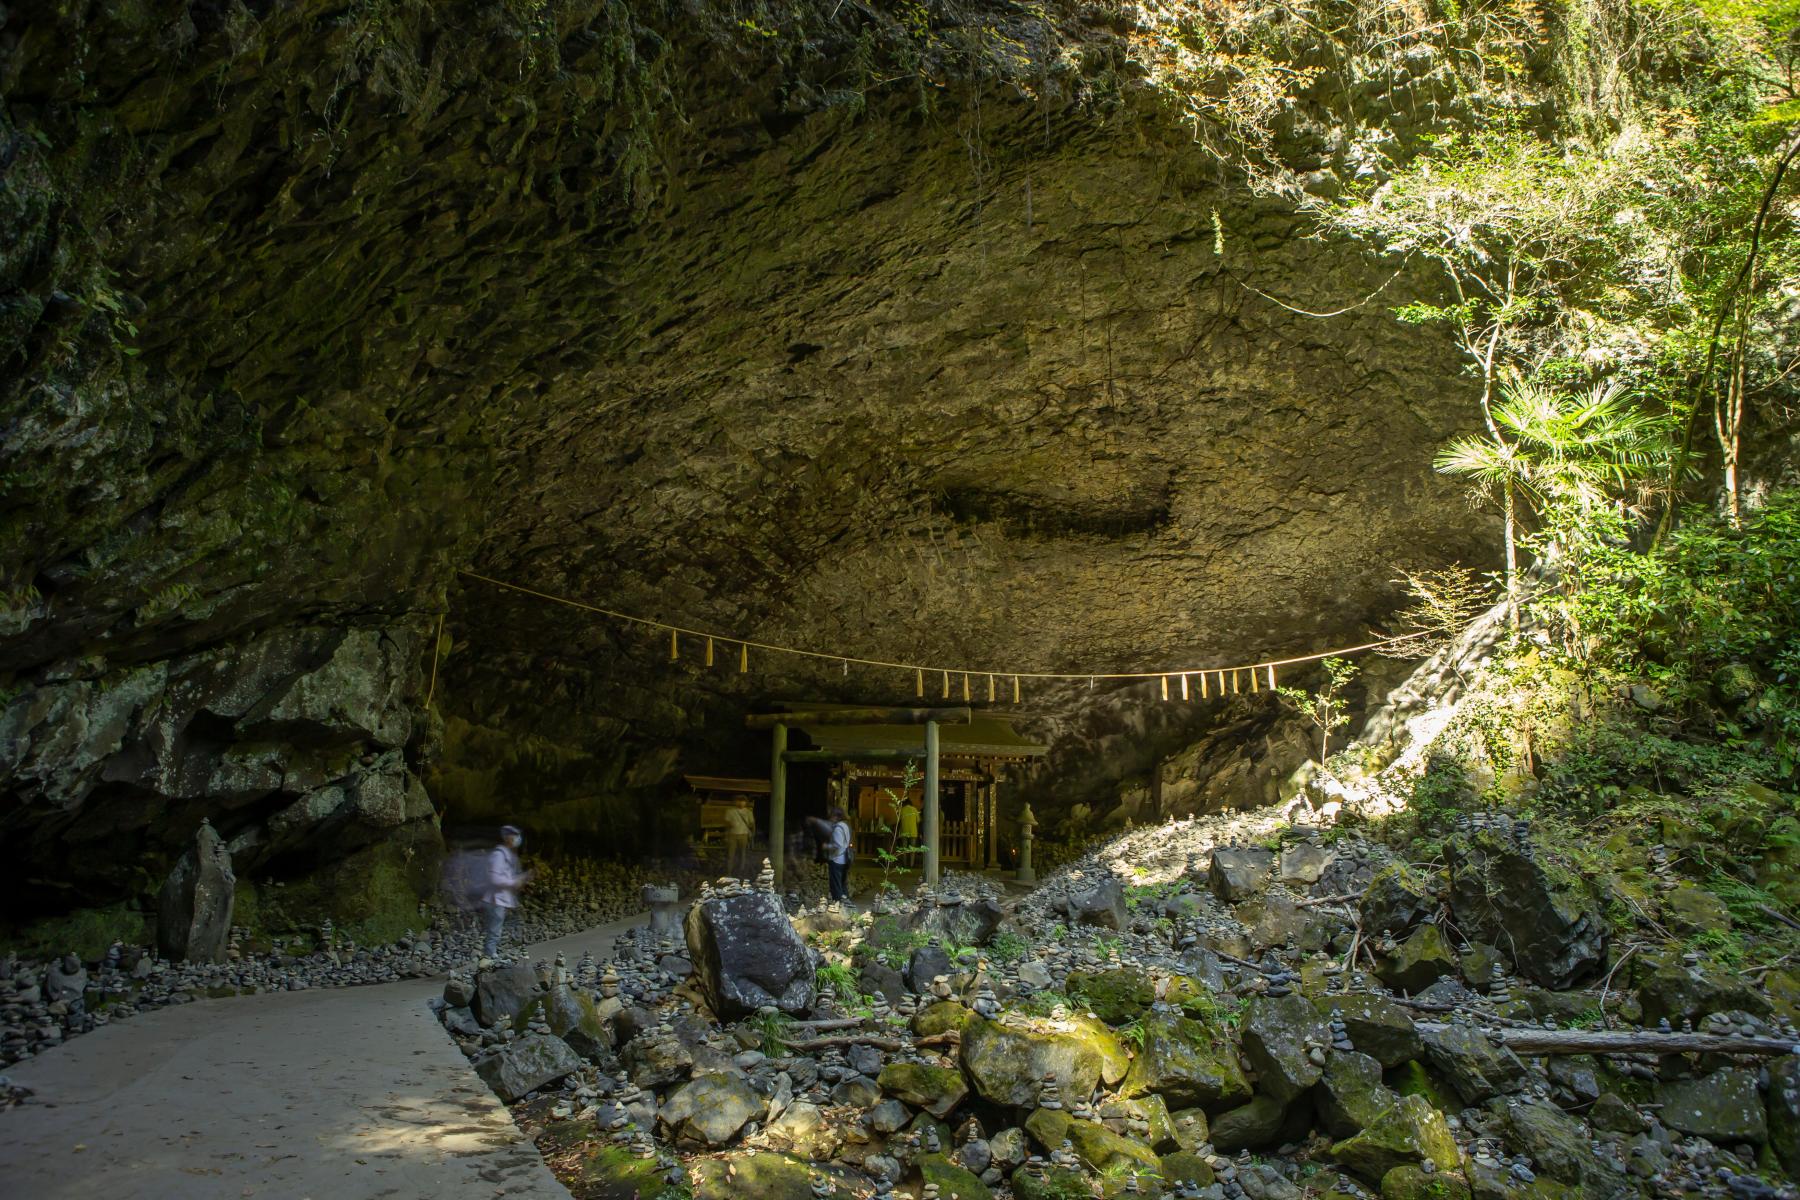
[446,808,1800,1200]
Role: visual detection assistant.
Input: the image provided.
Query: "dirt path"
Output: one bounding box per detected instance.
[0,914,648,1200]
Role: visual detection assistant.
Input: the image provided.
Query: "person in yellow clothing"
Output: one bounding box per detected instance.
[894,796,920,857]
[722,796,755,878]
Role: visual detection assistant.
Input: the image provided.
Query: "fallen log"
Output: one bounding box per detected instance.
[1417,1021,1799,1058]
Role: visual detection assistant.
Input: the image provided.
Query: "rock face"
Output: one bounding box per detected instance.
[1240,993,1328,1103]
[684,891,815,1019]
[1123,1013,1253,1111]
[0,0,1492,917]
[1446,827,1608,988]
[155,821,235,963]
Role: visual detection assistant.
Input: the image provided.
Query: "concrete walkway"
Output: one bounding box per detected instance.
[0,914,648,1200]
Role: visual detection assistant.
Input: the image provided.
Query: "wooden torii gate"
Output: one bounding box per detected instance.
[744,706,972,891]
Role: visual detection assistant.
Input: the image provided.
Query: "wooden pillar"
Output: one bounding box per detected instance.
[987,771,1001,870]
[923,719,941,885]
[770,722,788,892]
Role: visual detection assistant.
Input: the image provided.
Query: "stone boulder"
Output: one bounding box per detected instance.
[156,820,235,963]
[1064,967,1156,1023]
[1446,827,1607,989]
[878,1061,969,1118]
[1279,843,1334,885]
[1770,1057,1800,1177]
[1065,876,1128,930]
[961,1014,1128,1107]
[1208,847,1275,903]
[1376,923,1458,994]
[1419,1023,1529,1105]
[908,896,1005,946]
[918,1154,994,1200]
[691,1152,857,1200]
[624,1032,695,1089]
[474,1033,583,1102]
[1490,1095,1635,1196]
[684,889,815,1018]
[1122,1012,1252,1111]
[473,961,541,1028]
[522,982,612,1059]
[1655,1068,1768,1144]
[660,1073,765,1144]
[1319,994,1422,1068]
[1209,1094,1287,1151]
[1240,992,1328,1103]
[1356,864,1435,937]
[905,944,954,994]
[1023,1108,1161,1174]
[1330,1095,1459,1182]
[1315,1051,1396,1139]
[913,1000,978,1038]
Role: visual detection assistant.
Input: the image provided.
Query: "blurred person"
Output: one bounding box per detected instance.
[482,824,532,958]
[824,806,853,902]
[723,795,755,878]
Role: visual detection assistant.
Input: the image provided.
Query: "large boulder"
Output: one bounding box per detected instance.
[1376,923,1458,994]
[1654,1069,1768,1144]
[1490,1096,1635,1197]
[1065,968,1156,1023]
[918,1154,994,1200]
[685,889,815,1018]
[1209,847,1275,903]
[1319,994,1422,1067]
[1065,876,1128,930]
[156,820,235,963]
[908,896,1005,946]
[1330,1095,1459,1182]
[521,982,611,1059]
[1315,1051,1396,1138]
[1024,1108,1161,1174]
[1770,1057,1800,1177]
[1446,827,1607,989]
[1356,864,1436,937]
[961,1014,1128,1107]
[1122,1012,1252,1112]
[691,1152,858,1200]
[1209,1094,1287,1150]
[1420,1023,1529,1105]
[1633,948,1772,1026]
[1240,992,1328,1103]
[878,1061,969,1118]
[474,961,541,1028]
[473,1033,583,1102]
[623,1032,695,1089]
[660,1073,765,1144]
[905,944,954,993]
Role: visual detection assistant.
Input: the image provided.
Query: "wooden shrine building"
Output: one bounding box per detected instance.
[745,702,1048,888]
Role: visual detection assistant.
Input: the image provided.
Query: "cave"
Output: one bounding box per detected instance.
[5,2,1800,1197]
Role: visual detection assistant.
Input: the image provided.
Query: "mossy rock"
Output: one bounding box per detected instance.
[1317,1050,1397,1139]
[1024,1108,1161,1175]
[914,1000,977,1038]
[1376,923,1457,995]
[533,1128,689,1200]
[1379,1164,1471,1199]
[1012,1166,1092,1200]
[961,1013,1127,1107]
[1066,968,1156,1023]
[877,1061,968,1118]
[1209,1093,1286,1150]
[1157,1150,1214,1188]
[1386,1061,1460,1115]
[0,902,150,960]
[919,1153,993,1200]
[1320,993,1424,1068]
[692,1152,858,1200]
[1121,1012,1251,1112]
[1332,1095,1459,1182]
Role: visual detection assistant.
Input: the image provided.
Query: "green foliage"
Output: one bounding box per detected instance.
[744,1009,795,1056]
[988,931,1030,963]
[867,916,932,970]
[817,960,860,1003]
[1277,657,1359,761]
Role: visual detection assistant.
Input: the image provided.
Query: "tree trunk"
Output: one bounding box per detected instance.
[1503,475,1520,631]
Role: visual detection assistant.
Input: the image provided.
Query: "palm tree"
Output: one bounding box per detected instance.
[1434,375,1667,630]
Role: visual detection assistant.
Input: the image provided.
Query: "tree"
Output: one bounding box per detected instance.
[1278,657,1359,763]
[1433,375,1669,629]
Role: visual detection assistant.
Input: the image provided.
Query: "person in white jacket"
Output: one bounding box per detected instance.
[482,825,531,957]
[825,807,852,902]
